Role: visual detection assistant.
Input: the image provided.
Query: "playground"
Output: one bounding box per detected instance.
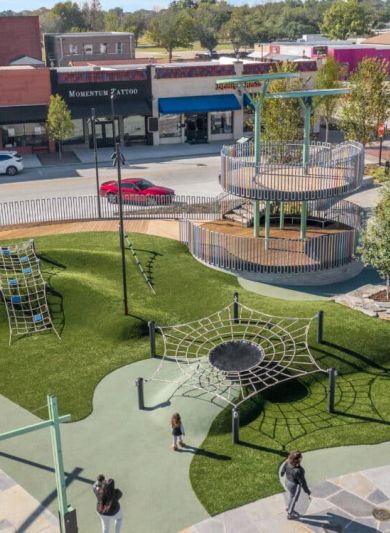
[0,227,389,532]
[0,73,389,532]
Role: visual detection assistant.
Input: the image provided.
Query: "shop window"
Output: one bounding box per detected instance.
[100,43,107,54]
[159,114,181,138]
[1,123,47,147]
[210,112,233,135]
[62,119,85,145]
[84,44,93,55]
[123,116,145,143]
[69,44,78,55]
[116,42,123,54]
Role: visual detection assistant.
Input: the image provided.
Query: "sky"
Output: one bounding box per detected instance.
[0,0,257,13]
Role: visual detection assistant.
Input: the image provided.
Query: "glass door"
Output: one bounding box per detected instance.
[184,113,208,143]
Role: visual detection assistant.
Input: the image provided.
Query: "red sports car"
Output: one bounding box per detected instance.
[99,178,175,204]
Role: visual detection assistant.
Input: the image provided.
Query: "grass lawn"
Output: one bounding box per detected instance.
[1,231,389,513]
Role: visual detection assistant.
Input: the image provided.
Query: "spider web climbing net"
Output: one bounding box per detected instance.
[0,240,60,344]
[148,302,326,407]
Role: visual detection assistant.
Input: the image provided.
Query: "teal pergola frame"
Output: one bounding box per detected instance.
[0,395,76,532]
[216,74,350,242]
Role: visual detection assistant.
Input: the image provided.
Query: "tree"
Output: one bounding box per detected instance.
[261,62,305,142]
[51,1,85,32]
[321,0,370,40]
[104,9,124,31]
[193,3,231,55]
[339,58,390,145]
[40,11,63,33]
[221,7,254,53]
[314,55,342,142]
[82,0,104,31]
[358,184,390,299]
[147,8,195,62]
[123,10,151,47]
[46,95,74,160]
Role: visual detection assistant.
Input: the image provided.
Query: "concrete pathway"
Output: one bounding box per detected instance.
[0,469,59,532]
[187,462,390,533]
[1,359,390,532]
[238,266,383,301]
[0,359,225,533]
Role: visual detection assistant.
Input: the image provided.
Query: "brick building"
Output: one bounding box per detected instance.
[44,32,135,67]
[0,67,53,153]
[0,16,42,66]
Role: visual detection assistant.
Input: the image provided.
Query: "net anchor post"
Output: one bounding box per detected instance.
[232,407,240,444]
[317,310,324,344]
[233,292,239,324]
[327,368,337,413]
[148,320,156,357]
[135,377,145,410]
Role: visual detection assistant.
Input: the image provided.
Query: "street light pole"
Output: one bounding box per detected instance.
[111,95,129,316]
[91,108,102,218]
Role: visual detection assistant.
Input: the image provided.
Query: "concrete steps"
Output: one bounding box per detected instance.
[223,201,254,227]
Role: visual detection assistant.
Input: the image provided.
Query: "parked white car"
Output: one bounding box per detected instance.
[0,151,24,176]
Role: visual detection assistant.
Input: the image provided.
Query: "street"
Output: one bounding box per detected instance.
[0,155,222,202]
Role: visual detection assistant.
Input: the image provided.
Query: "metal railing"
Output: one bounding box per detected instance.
[221,141,364,201]
[180,199,363,274]
[0,193,243,228]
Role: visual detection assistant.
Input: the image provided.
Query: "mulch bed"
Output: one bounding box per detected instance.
[369,289,390,302]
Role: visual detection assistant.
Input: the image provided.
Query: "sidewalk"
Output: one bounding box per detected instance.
[0,469,59,532]
[21,141,225,169]
[186,463,390,532]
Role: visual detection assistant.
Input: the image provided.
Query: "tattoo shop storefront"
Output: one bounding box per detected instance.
[50,66,153,148]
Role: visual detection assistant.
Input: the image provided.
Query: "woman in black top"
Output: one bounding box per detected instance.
[281,451,311,520]
[96,478,123,532]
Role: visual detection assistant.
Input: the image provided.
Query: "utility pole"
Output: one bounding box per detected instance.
[111,95,129,316]
[91,108,101,218]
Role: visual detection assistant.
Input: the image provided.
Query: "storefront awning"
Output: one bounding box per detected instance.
[69,99,152,119]
[159,94,241,114]
[0,105,48,124]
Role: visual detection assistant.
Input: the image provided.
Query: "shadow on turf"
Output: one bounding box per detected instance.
[132,248,163,289]
[178,443,231,461]
[237,440,286,457]
[323,340,390,373]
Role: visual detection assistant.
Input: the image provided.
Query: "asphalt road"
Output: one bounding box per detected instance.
[0,155,222,202]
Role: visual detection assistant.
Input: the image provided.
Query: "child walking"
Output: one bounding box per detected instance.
[171,413,185,450]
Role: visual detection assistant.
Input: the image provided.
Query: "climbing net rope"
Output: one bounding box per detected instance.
[0,240,60,344]
[148,301,326,407]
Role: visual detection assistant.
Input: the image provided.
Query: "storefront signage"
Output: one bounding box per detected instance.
[313,46,328,58]
[217,81,262,90]
[68,87,139,98]
[50,70,152,112]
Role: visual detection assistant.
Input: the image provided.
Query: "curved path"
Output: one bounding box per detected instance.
[0,359,225,533]
[1,358,390,532]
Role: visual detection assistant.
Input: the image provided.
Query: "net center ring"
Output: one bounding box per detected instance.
[209,340,264,372]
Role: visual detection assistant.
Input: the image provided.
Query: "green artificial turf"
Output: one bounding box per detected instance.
[0,231,389,514]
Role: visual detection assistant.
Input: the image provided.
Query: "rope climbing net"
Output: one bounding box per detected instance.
[0,240,60,344]
[148,301,326,407]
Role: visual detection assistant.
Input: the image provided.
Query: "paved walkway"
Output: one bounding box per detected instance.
[0,469,59,532]
[187,462,390,533]
[0,359,225,533]
[1,357,390,532]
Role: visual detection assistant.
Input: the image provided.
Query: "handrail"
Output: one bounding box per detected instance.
[180,199,363,274]
[220,140,365,201]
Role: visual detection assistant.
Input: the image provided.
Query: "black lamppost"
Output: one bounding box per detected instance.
[111,94,129,316]
[91,107,102,218]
